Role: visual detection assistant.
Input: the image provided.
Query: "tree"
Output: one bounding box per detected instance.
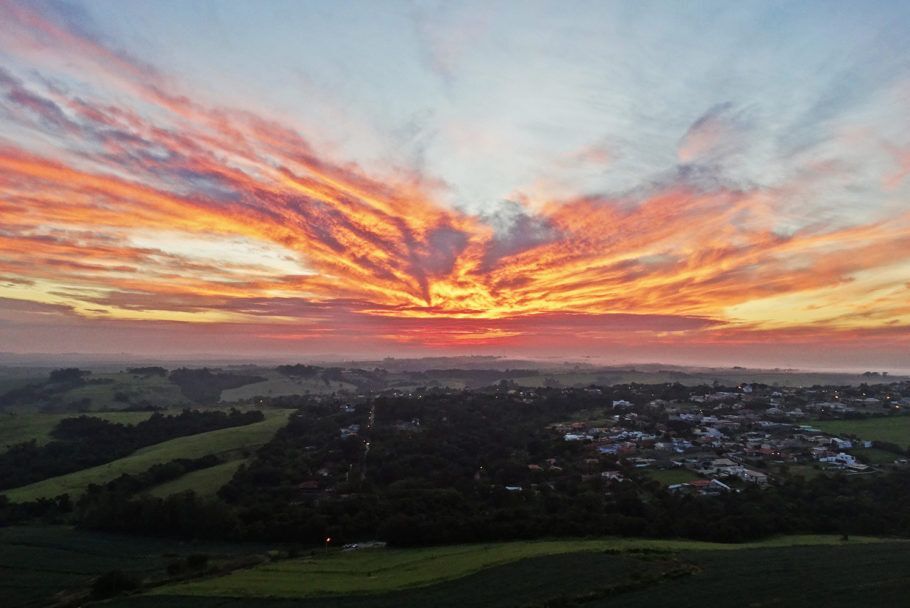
[91,571,139,599]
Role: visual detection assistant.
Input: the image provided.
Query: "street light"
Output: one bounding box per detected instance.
[325,537,332,554]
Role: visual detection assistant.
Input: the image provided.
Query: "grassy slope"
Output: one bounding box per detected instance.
[3,409,292,501]
[154,535,888,599]
[814,416,910,446]
[220,370,356,401]
[0,411,155,453]
[62,373,191,410]
[147,458,249,498]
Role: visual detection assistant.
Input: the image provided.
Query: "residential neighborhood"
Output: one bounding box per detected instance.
[543,380,910,495]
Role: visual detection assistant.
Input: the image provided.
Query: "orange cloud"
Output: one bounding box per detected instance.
[1,2,909,362]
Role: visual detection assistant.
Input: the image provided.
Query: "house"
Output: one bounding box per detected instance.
[738,468,769,484]
[819,452,857,467]
[564,433,591,442]
[701,458,743,476]
[627,457,656,468]
[830,438,853,450]
[689,478,733,495]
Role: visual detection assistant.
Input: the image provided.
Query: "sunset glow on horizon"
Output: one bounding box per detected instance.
[2,1,910,369]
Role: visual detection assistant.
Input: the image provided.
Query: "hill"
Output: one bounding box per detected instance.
[3,409,292,502]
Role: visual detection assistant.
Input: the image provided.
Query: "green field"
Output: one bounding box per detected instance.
[4,409,293,501]
[814,416,910,447]
[852,447,904,465]
[148,458,250,498]
[646,468,701,485]
[154,535,887,599]
[0,411,156,453]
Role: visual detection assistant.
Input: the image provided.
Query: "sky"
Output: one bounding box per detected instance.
[1,0,910,370]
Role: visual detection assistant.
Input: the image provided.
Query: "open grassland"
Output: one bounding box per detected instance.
[154,535,888,599]
[646,468,702,485]
[814,415,910,446]
[4,409,293,501]
[0,526,273,608]
[0,411,156,453]
[148,458,249,498]
[221,370,357,401]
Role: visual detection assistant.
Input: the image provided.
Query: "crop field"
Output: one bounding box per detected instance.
[602,542,910,608]
[814,415,910,447]
[0,526,274,608]
[99,538,907,608]
[148,458,249,498]
[0,411,156,453]
[4,409,293,501]
[153,535,886,599]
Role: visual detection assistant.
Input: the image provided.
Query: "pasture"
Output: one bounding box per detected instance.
[3,409,292,501]
[814,415,910,447]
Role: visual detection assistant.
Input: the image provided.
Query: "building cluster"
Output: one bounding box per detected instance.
[551,381,910,495]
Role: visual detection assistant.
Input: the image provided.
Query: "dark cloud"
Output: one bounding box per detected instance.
[419,224,469,276]
[479,201,561,270]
